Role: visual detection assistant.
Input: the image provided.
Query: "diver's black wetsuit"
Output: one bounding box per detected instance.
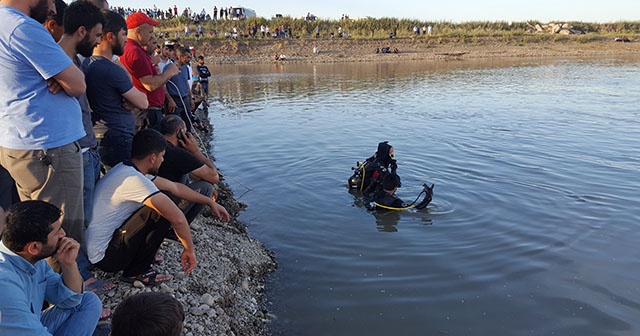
[360,141,397,197]
[373,190,404,208]
[373,173,434,210]
[373,186,433,210]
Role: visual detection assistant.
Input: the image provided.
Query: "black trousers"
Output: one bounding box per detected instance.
[95,206,170,277]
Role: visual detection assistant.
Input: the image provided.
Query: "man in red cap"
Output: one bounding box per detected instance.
[120,12,179,130]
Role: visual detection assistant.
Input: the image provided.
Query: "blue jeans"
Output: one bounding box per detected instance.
[82,148,100,228]
[77,245,94,281]
[201,81,209,96]
[98,132,132,171]
[40,292,101,336]
[171,94,193,132]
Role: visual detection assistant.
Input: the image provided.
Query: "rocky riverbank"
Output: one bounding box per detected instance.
[96,111,277,336]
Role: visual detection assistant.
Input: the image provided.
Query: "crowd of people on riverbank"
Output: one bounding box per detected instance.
[109,5,298,41]
[0,1,226,335]
[111,4,246,22]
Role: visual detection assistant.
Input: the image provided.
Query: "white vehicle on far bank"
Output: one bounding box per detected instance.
[230,6,256,20]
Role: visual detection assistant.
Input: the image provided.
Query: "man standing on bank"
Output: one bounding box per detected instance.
[0,0,87,244]
[119,12,179,130]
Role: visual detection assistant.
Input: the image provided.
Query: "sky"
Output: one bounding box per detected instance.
[108,0,640,23]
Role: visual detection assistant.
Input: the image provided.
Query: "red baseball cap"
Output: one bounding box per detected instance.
[126,12,160,29]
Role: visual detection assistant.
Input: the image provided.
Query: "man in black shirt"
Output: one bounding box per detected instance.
[158,115,220,223]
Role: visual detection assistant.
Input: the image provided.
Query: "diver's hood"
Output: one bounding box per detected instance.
[376,141,393,166]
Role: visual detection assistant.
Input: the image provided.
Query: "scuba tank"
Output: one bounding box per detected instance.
[348,159,390,194]
[348,161,364,189]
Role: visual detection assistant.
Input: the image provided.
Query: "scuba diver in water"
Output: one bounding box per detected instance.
[348,141,397,196]
[348,141,434,210]
[373,173,434,210]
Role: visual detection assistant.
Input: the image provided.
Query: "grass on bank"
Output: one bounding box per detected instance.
[157,16,640,41]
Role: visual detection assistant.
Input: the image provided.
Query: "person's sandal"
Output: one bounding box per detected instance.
[84,278,117,295]
[121,269,172,286]
[154,253,164,264]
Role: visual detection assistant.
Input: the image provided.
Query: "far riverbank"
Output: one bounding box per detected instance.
[187,36,640,64]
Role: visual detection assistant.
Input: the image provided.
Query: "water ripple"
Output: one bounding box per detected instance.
[212,58,640,336]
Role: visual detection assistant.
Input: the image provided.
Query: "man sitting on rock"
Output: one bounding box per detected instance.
[84,129,229,286]
[158,115,220,224]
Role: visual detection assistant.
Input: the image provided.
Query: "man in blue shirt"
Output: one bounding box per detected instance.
[85,9,148,170]
[0,200,102,335]
[57,0,105,232]
[0,0,87,243]
[165,46,196,131]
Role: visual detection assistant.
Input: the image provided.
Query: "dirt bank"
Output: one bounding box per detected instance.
[187,36,640,64]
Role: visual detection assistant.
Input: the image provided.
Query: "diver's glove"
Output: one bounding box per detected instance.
[389,160,398,174]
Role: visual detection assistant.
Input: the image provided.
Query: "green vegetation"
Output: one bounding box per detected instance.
[157,16,640,41]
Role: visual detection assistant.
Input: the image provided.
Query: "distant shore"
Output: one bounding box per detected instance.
[188,36,640,65]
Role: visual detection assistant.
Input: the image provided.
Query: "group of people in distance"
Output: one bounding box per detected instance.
[0,0,224,335]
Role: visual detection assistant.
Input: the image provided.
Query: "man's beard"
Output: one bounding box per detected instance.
[148,166,159,176]
[77,34,96,58]
[112,35,125,56]
[36,240,59,260]
[31,0,52,24]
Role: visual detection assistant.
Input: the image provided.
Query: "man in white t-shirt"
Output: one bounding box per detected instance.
[84,129,229,285]
[156,40,175,73]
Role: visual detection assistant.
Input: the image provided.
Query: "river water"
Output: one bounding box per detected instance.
[208,57,640,336]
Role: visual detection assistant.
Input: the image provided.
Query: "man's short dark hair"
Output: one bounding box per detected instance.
[197,55,204,60]
[158,115,185,136]
[111,292,185,336]
[175,46,190,57]
[131,128,167,160]
[63,0,106,35]
[47,0,68,26]
[89,0,108,9]
[2,201,61,252]
[101,8,126,36]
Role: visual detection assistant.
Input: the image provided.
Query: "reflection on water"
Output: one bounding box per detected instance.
[211,59,546,106]
[209,57,640,336]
